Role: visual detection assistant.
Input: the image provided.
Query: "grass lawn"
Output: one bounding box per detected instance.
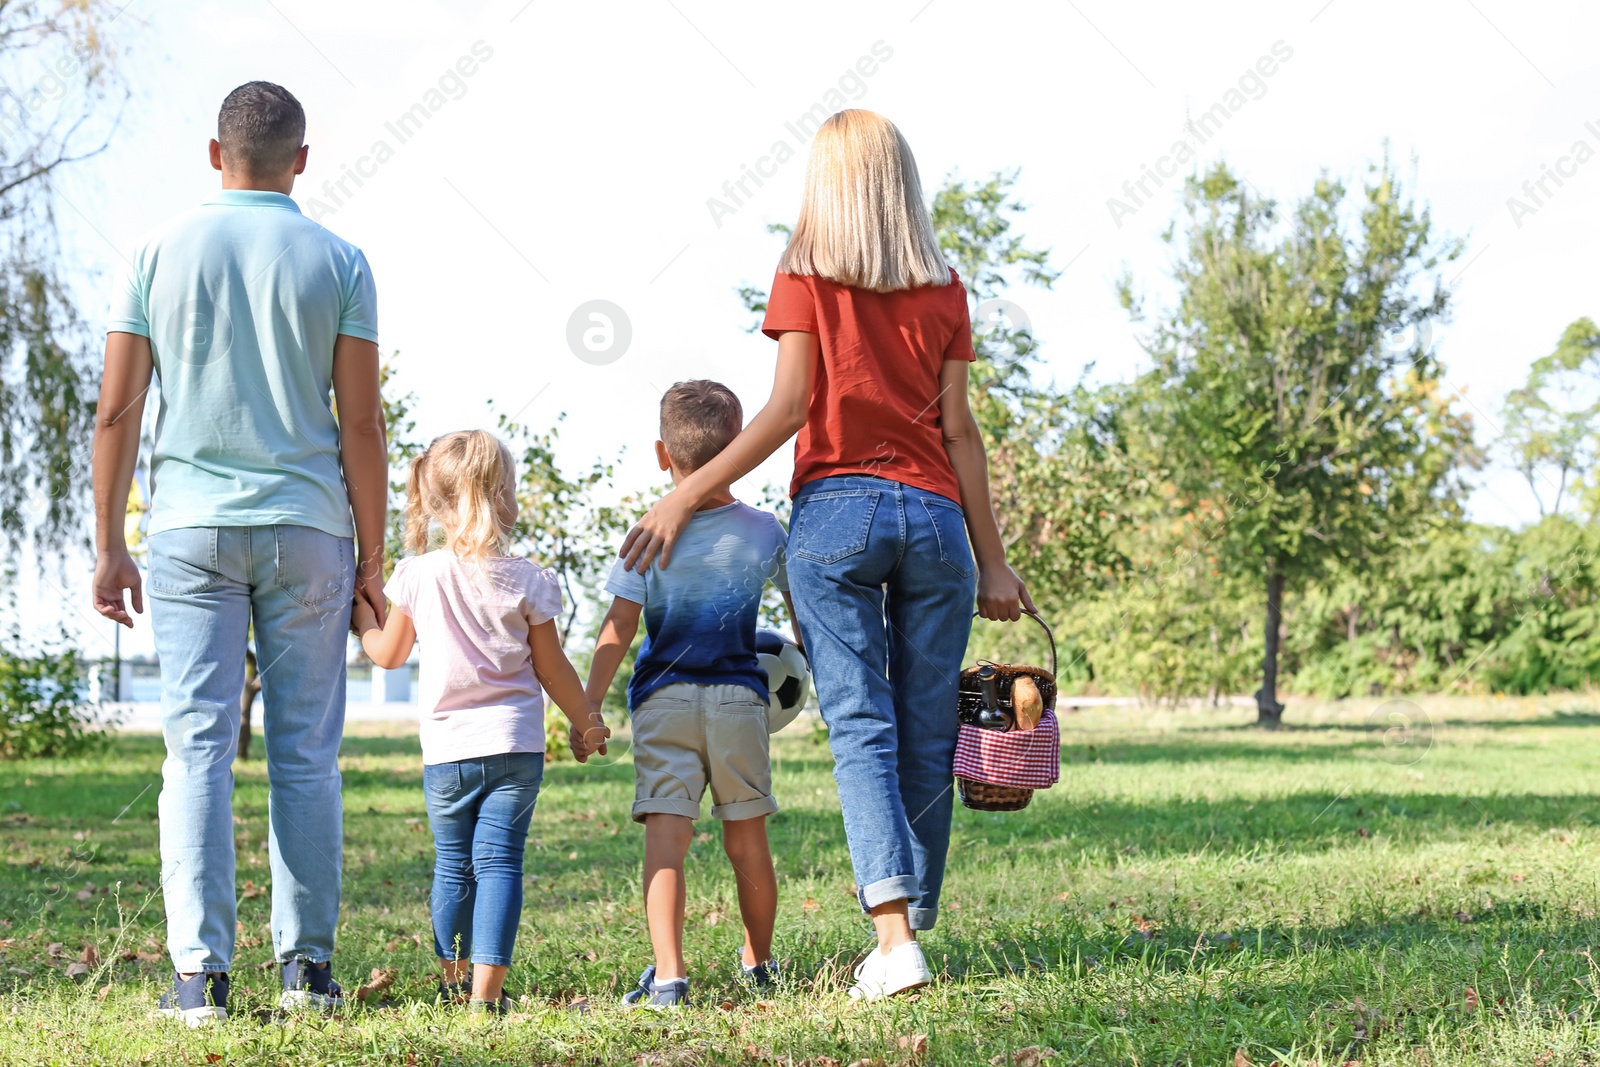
[2,695,1600,1064]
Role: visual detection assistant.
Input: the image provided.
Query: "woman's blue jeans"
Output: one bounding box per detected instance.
[787,475,976,930]
[424,752,544,967]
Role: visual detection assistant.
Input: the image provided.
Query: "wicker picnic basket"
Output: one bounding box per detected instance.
[955,611,1059,812]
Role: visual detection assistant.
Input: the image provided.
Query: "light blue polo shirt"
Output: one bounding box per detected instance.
[108,189,378,537]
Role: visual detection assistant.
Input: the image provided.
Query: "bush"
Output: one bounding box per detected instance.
[0,632,102,759]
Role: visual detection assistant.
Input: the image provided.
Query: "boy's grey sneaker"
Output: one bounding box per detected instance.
[279,955,344,1012]
[739,957,780,992]
[156,971,229,1027]
[621,964,689,1009]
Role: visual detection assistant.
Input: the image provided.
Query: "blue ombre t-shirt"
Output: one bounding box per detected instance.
[107,190,379,537]
[605,501,788,710]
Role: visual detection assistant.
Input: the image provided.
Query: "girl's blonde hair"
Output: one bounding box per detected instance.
[778,109,950,292]
[404,430,516,565]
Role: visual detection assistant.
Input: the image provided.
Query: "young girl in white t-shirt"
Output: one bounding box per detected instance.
[352,429,609,1014]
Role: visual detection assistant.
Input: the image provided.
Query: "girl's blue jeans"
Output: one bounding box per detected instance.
[787,475,977,931]
[423,752,544,967]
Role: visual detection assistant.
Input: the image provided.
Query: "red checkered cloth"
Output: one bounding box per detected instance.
[953,709,1060,790]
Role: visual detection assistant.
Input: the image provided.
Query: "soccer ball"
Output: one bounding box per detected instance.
[756,630,810,733]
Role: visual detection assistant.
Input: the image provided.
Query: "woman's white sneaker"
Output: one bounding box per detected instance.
[848,941,932,1001]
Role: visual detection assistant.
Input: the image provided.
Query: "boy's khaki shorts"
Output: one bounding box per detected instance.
[631,682,778,823]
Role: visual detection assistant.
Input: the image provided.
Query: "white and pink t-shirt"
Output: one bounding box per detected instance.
[384,551,563,765]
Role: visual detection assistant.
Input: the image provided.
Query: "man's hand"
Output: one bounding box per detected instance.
[93,549,144,628]
[355,563,386,628]
[350,593,378,637]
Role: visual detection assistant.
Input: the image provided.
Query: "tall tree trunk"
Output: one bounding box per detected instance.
[238,648,261,760]
[1255,570,1286,728]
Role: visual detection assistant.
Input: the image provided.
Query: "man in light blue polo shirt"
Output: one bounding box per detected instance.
[90,82,387,1025]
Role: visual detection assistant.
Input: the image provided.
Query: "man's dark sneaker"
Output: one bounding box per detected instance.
[279,956,344,1012]
[467,992,516,1016]
[155,971,229,1027]
[739,957,781,992]
[621,964,689,1009]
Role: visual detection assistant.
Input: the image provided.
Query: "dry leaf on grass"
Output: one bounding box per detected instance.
[65,962,91,980]
[355,967,396,1002]
[845,1059,885,1067]
[80,945,100,967]
[45,943,66,958]
[817,1059,841,1067]
[95,983,113,1001]
[1233,1052,1252,1067]
[1464,987,1480,1012]
[898,1033,929,1061]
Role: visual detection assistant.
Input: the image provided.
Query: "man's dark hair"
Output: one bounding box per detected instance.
[217,81,306,175]
[660,380,743,473]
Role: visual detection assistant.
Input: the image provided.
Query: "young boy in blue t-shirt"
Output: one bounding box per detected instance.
[585,380,797,1008]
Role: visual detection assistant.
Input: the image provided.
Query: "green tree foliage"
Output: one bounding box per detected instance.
[1288,518,1599,696]
[1120,161,1477,724]
[0,1,125,550]
[1502,317,1600,519]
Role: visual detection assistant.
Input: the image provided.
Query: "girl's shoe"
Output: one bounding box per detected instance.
[155,971,229,1026]
[739,957,781,992]
[279,956,344,1012]
[622,964,689,1009]
[847,941,932,1001]
[468,992,516,1016]
[438,978,471,1005]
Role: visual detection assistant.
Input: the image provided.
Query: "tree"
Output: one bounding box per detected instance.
[1502,317,1600,519]
[0,1,125,550]
[1121,161,1476,725]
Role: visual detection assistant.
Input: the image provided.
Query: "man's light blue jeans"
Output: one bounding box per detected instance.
[148,525,353,974]
[787,475,977,931]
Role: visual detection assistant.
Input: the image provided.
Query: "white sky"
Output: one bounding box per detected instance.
[28,0,1600,657]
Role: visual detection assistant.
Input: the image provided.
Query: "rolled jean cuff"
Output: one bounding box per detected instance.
[471,953,512,967]
[908,905,938,931]
[711,795,778,822]
[173,960,232,974]
[857,874,921,914]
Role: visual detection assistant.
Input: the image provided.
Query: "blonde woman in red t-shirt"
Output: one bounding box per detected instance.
[622,109,1030,1000]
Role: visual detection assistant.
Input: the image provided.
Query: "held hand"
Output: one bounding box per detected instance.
[976,561,1034,623]
[355,564,387,628]
[93,549,144,628]
[618,490,699,573]
[350,594,378,637]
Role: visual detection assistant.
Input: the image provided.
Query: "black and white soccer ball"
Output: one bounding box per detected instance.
[756,630,810,733]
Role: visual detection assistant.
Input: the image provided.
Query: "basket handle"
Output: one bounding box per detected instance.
[971,609,1057,679]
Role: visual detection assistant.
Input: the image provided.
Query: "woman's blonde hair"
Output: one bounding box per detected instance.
[404,430,516,565]
[778,109,950,292]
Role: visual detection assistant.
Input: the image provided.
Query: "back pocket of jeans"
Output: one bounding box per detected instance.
[148,528,221,597]
[273,526,353,610]
[921,497,975,579]
[791,490,878,564]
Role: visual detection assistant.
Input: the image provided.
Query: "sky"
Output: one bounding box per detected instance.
[24,0,1600,658]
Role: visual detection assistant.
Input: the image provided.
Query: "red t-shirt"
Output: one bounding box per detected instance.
[761,268,976,501]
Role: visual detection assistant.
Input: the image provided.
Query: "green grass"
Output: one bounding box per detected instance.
[3,695,1600,1064]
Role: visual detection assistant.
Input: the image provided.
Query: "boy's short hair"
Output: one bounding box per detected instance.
[660,380,743,473]
[217,81,305,175]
